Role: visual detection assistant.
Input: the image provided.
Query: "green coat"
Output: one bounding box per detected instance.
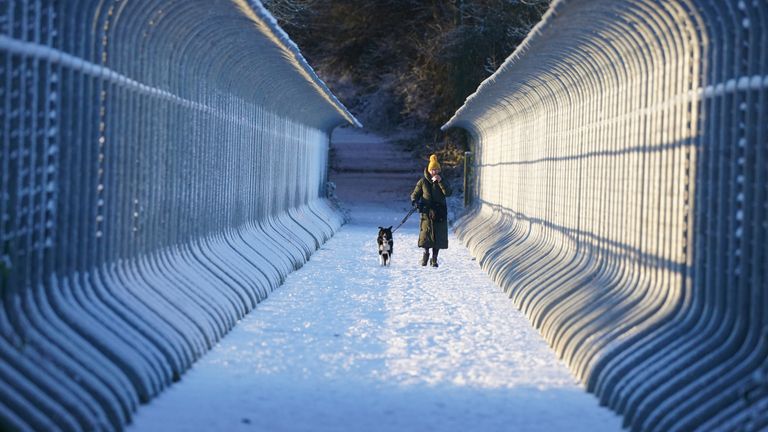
[410,169,452,249]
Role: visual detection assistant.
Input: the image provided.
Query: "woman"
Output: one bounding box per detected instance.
[410,154,452,267]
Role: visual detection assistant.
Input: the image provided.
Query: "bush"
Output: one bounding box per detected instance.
[266,0,548,154]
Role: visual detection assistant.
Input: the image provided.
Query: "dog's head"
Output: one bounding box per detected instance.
[378,226,393,241]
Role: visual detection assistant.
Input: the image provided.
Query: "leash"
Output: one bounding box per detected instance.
[392,206,418,233]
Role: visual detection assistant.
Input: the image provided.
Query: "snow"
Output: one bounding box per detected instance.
[127,128,622,432]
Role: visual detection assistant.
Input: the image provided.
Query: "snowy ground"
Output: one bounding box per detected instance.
[128,129,622,432]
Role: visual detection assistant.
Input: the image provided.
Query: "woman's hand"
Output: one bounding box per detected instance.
[432,174,442,183]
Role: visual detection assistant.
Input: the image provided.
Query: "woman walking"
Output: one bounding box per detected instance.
[410,154,452,267]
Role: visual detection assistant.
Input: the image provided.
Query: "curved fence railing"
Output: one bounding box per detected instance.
[0,1,358,430]
[444,0,767,430]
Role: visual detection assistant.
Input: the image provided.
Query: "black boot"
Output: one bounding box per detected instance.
[431,248,439,267]
[421,250,430,266]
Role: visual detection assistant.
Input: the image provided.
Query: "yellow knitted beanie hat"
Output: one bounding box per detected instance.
[427,154,441,171]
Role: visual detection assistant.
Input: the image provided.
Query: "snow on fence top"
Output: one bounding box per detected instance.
[0,1,356,430]
[445,0,767,430]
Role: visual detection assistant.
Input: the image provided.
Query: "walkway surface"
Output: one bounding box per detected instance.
[128,128,621,432]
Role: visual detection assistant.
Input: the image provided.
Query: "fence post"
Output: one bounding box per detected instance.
[463,151,472,208]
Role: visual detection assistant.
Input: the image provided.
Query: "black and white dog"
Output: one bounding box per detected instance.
[377,226,393,266]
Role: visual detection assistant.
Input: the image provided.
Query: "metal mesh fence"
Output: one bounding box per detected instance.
[445,0,767,430]
[0,0,357,430]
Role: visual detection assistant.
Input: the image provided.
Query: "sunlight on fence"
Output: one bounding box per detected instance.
[445,0,767,430]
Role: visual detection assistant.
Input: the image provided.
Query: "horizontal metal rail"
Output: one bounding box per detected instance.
[0,0,358,430]
[445,0,767,430]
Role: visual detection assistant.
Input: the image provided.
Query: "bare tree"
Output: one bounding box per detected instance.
[261,0,318,27]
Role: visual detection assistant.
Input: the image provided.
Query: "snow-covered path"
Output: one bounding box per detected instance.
[128,202,621,431]
[128,129,621,431]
